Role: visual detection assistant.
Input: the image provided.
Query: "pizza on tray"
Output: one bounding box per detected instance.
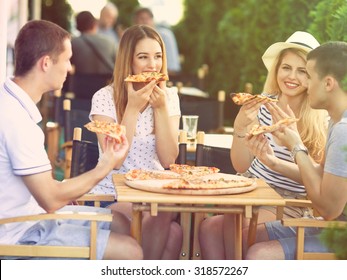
[84,120,126,142]
[162,177,254,190]
[124,72,169,83]
[124,164,255,191]
[249,118,299,136]
[230,92,278,106]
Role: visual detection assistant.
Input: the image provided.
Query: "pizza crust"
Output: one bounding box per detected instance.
[84,120,126,142]
[231,92,278,105]
[124,72,169,83]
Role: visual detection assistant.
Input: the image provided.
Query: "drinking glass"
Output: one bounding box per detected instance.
[182,115,199,143]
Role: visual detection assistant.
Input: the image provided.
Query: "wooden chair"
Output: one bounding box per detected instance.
[61,99,97,179]
[246,198,317,250]
[70,127,115,207]
[45,90,63,171]
[281,218,346,260]
[281,200,347,260]
[0,212,112,259]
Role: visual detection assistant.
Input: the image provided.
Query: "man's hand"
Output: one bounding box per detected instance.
[98,134,129,171]
[244,133,279,168]
[272,126,303,151]
[266,103,297,130]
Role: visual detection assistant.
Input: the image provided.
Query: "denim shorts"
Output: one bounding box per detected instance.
[265,220,331,260]
[12,205,112,260]
[83,200,115,208]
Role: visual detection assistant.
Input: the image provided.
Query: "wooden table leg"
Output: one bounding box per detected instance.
[247,207,259,249]
[131,203,142,244]
[234,213,242,260]
[191,212,205,260]
[179,212,192,260]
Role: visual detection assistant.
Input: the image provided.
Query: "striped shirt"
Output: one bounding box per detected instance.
[248,105,306,193]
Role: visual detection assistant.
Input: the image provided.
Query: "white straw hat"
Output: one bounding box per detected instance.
[262,31,320,71]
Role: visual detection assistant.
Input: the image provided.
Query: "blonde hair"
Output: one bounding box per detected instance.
[263,48,327,163]
[112,25,168,122]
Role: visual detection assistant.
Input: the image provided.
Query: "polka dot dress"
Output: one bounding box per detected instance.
[88,85,181,197]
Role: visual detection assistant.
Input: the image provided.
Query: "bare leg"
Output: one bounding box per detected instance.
[161,221,183,259]
[110,210,131,235]
[141,212,178,259]
[103,232,143,260]
[223,214,237,259]
[109,202,180,259]
[242,208,277,256]
[199,215,226,259]
[246,240,285,260]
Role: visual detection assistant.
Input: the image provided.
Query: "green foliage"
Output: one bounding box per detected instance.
[109,0,139,29]
[174,0,323,124]
[308,0,347,42]
[40,0,73,31]
[320,207,347,260]
[175,0,321,99]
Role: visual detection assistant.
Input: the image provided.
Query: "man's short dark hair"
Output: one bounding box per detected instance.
[14,20,70,76]
[308,41,347,88]
[76,11,96,32]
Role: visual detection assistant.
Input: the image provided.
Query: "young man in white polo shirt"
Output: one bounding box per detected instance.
[246,41,347,259]
[0,20,142,260]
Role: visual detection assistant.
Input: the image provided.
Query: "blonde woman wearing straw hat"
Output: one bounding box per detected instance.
[199,31,328,259]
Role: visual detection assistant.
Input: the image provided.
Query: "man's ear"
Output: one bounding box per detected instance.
[39,55,52,72]
[324,76,336,91]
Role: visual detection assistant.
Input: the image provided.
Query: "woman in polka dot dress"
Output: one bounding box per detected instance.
[89,25,182,259]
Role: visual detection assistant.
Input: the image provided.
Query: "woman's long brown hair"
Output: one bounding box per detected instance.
[112,25,168,123]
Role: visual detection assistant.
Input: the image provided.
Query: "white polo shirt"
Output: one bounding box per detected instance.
[0,78,51,244]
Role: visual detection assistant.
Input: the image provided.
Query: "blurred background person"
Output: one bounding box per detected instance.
[133,7,181,79]
[70,11,116,100]
[98,2,122,50]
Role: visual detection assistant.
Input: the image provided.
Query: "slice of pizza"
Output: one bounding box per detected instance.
[162,177,254,190]
[124,72,169,83]
[230,92,278,105]
[84,120,126,142]
[169,164,220,177]
[230,92,257,105]
[125,169,181,181]
[248,118,299,136]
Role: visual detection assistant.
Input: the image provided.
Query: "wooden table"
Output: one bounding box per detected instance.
[113,174,285,260]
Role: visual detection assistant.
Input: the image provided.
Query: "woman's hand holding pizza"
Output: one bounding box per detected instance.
[149,83,167,109]
[127,80,157,111]
[234,98,267,133]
